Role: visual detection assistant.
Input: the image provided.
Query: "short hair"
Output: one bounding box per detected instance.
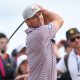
[12,49,17,57]
[0,33,7,39]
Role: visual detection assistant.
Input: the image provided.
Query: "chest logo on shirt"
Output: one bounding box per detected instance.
[48,25,52,29]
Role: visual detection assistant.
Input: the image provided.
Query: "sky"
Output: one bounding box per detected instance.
[0,0,80,54]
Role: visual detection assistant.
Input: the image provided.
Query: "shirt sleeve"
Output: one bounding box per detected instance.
[37,23,56,40]
[57,57,67,73]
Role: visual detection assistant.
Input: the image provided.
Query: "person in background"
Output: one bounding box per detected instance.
[0,33,14,79]
[57,40,72,80]
[0,33,7,79]
[0,33,8,58]
[11,49,18,77]
[16,44,27,57]
[22,4,63,80]
[0,55,6,79]
[15,55,29,80]
[58,40,72,54]
[57,28,80,80]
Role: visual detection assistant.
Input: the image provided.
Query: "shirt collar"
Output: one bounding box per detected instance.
[25,28,36,34]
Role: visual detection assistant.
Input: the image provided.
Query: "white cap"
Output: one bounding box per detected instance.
[17,55,28,68]
[16,44,26,53]
[23,4,41,20]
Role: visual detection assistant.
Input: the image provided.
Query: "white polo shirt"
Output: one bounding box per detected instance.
[57,49,80,80]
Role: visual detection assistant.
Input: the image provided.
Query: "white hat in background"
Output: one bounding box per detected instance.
[17,55,28,68]
[16,44,26,53]
[23,4,41,20]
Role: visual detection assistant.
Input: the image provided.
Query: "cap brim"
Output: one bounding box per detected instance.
[69,33,80,39]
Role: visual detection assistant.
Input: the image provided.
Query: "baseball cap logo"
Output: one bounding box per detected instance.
[31,6,38,12]
[69,29,74,34]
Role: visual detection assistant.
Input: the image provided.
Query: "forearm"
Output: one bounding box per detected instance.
[41,10,63,25]
[37,4,64,31]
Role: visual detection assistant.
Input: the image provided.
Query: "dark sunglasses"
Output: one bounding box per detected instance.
[70,36,80,42]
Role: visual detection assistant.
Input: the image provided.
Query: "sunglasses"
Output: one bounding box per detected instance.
[70,36,80,42]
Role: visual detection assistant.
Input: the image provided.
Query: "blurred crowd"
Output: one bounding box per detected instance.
[0,33,29,80]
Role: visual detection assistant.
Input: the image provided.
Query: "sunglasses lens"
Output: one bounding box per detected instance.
[70,38,75,42]
[70,36,80,42]
[77,36,80,39]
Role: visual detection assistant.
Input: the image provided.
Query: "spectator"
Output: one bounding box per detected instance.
[16,44,27,57]
[58,40,72,54]
[11,49,18,76]
[15,55,29,80]
[0,56,6,79]
[57,28,80,80]
[0,33,14,79]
